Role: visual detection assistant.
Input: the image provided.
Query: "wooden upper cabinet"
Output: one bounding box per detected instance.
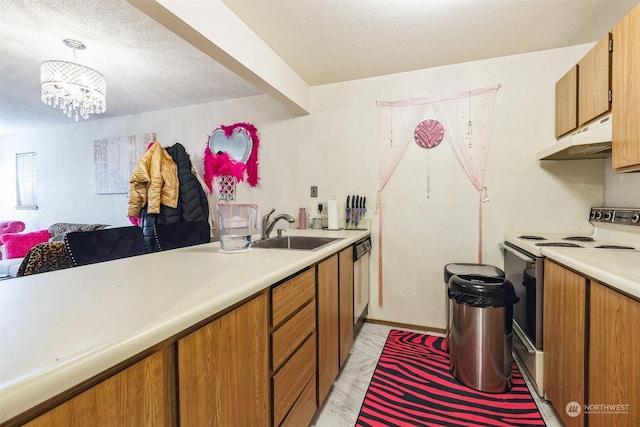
[555,65,578,138]
[612,3,640,173]
[578,33,611,126]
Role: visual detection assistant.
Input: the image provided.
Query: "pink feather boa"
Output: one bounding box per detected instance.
[203,149,246,193]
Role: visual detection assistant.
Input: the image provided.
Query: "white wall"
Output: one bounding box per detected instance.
[0,96,298,230]
[605,162,640,206]
[3,44,636,329]
[307,44,607,328]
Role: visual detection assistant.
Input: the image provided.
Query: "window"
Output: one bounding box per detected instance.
[16,152,37,209]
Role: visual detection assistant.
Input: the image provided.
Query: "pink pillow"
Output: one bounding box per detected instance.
[1,230,51,259]
[0,221,26,236]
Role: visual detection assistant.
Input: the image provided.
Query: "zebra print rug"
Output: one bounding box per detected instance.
[356,330,545,426]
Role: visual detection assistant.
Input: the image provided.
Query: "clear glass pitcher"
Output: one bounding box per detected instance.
[216,203,260,252]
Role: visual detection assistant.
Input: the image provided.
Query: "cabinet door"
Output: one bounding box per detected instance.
[339,247,354,367]
[178,292,270,427]
[543,261,587,427]
[317,254,339,405]
[555,65,578,138]
[25,347,176,427]
[612,3,640,172]
[589,282,640,427]
[273,333,316,426]
[578,33,611,126]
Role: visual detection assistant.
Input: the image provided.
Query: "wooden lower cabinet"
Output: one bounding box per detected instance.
[545,261,640,427]
[178,292,270,427]
[273,334,316,426]
[543,260,587,427]
[25,346,176,426]
[588,281,640,427]
[339,247,354,368]
[317,254,340,405]
[270,268,317,427]
[12,242,367,427]
[280,374,317,427]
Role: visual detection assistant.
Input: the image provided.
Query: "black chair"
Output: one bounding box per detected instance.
[154,221,211,251]
[64,226,146,267]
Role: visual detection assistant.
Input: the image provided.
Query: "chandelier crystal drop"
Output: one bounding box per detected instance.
[40,39,106,122]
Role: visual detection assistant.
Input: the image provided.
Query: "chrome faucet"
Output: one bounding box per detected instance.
[262,208,295,240]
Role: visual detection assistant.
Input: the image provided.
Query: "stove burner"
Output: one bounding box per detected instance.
[519,235,546,240]
[595,245,635,250]
[563,236,595,242]
[535,242,583,248]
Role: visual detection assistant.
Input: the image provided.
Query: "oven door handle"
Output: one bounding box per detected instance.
[513,321,536,354]
[499,242,535,263]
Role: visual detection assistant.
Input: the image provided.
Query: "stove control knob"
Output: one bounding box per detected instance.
[590,210,596,220]
[604,211,613,221]
[595,211,603,220]
[632,213,640,224]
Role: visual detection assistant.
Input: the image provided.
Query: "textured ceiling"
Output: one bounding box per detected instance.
[223,0,638,85]
[0,0,261,135]
[1,0,637,135]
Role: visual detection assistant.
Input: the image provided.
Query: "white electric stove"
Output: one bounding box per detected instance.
[501,207,640,397]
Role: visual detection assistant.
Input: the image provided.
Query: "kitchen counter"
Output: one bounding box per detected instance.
[0,228,370,423]
[541,247,640,300]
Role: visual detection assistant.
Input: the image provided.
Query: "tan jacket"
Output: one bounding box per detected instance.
[127,142,179,217]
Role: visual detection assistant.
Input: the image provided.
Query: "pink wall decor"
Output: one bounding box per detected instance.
[204,122,260,194]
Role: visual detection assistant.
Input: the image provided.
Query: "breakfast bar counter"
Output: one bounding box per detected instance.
[0,228,370,424]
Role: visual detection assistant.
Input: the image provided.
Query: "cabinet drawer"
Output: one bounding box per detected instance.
[280,374,317,427]
[273,333,316,426]
[272,300,315,371]
[272,268,315,328]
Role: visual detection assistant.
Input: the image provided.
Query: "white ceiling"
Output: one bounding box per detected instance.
[223,0,638,86]
[1,0,637,135]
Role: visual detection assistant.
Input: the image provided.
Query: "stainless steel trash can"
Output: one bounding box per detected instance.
[444,263,504,335]
[447,274,519,393]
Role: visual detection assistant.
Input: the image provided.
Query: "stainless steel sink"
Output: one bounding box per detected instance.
[253,236,342,251]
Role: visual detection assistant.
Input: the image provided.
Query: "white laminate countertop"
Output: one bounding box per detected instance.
[0,228,370,423]
[541,247,640,299]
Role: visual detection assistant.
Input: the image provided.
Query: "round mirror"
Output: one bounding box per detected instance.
[208,127,253,163]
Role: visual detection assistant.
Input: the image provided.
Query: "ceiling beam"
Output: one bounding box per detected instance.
[128,0,310,115]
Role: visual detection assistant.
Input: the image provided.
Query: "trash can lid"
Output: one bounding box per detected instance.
[448,274,518,308]
[443,263,505,284]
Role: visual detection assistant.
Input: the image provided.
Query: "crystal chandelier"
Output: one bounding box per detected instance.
[41,39,106,121]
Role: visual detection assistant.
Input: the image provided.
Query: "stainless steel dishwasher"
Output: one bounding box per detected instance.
[353,236,371,334]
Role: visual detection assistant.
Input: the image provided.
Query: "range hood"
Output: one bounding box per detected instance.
[537,114,612,160]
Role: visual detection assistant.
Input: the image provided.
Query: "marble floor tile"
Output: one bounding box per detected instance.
[311,322,562,427]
